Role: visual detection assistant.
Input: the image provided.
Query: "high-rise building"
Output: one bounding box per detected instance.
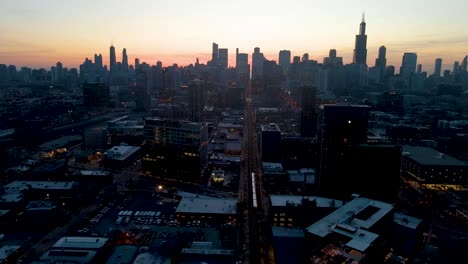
[94,54,103,69]
[317,104,370,198]
[261,123,282,163]
[188,79,205,122]
[434,58,442,76]
[416,64,422,73]
[375,46,386,80]
[400,52,417,83]
[302,53,309,62]
[236,51,250,84]
[323,49,343,66]
[142,118,208,182]
[453,61,460,74]
[279,50,291,73]
[461,56,468,72]
[212,42,219,64]
[292,56,300,64]
[122,48,128,72]
[218,48,228,69]
[353,14,367,65]
[135,58,140,70]
[252,47,265,80]
[56,61,63,83]
[300,85,317,138]
[110,45,116,72]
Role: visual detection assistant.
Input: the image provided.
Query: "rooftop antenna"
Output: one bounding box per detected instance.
[362,12,365,22]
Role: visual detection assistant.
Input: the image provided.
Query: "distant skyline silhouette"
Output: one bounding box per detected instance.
[1,0,467,72]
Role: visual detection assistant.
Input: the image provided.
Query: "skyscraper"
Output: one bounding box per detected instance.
[122,48,128,72]
[279,50,291,73]
[302,53,309,62]
[188,79,204,122]
[94,54,103,70]
[461,56,468,72]
[400,52,417,82]
[375,46,386,80]
[56,61,63,82]
[300,84,317,138]
[252,47,265,79]
[453,61,460,74]
[218,48,228,69]
[135,58,140,70]
[434,58,442,76]
[317,104,370,198]
[142,118,208,182]
[110,45,116,72]
[212,42,219,64]
[417,64,422,73]
[236,51,250,84]
[353,14,367,65]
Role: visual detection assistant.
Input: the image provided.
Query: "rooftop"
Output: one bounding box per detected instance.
[181,248,235,256]
[26,200,57,210]
[176,197,237,215]
[79,170,111,176]
[40,249,97,263]
[0,210,10,217]
[0,245,21,261]
[4,181,77,192]
[402,145,467,166]
[175,191,216,199]
[272,227,305,238]
[38,135,82,151]
[105,145,140,161]
[270,195,343,208]
[261,123,281,132]
[306,197,393,252]
[52,236,108,249]
[106,245,139,264]
[394,213,423,229]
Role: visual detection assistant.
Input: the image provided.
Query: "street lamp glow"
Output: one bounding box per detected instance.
[158,185,163,191]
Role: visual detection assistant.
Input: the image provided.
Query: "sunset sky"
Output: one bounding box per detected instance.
[1,0,467,73]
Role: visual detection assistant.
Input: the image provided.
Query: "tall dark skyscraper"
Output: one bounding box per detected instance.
[300,84,317,138]
[94,53,103,69]
[317,104,370,198]
[417,64,422,73]
[278,50,291,73]
[212,42,219,64]
[434,58,442,76]
[461,56,468,72]
[252,47,265,80]
[218,48,228,69]
[453,61,460,73]
[353,14,367,65]
[236,50,250,85]
[135,58,140,70]
[375,46,387,67]
[188,80,204,122]
[375,45,386,79]
[400,52,417,81]
[109,45,116,72]
[122,48,128,71]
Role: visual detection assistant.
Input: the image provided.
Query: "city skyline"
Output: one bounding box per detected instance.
[1,0,467,72]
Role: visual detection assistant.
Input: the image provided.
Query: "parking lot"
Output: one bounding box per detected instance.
[69,190,224,256]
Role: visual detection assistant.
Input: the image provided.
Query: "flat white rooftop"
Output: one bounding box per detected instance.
[394,213,423,230]
[52,236,108,249]
[306,197,393,252]
[176,197,237,215]
[270,195,343,208]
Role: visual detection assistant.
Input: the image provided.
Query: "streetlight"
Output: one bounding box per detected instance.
[158,185,163,191]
